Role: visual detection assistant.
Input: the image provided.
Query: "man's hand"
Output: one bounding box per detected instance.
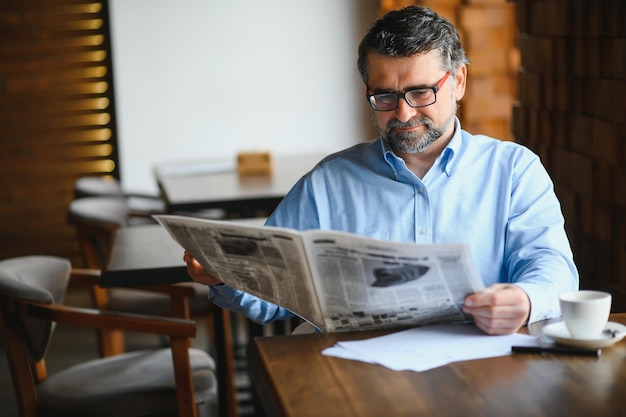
[183,251,223,286]
[463,284,530,335]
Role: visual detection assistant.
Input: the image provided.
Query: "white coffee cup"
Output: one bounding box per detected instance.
[559,290,612,339]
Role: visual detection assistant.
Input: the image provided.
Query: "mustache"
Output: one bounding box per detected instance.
[387,116,433,130]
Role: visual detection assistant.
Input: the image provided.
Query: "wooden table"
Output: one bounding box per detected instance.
[154,153,325,215]
[248,313,626,417]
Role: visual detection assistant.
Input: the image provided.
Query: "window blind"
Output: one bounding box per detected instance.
[0,0,118,264]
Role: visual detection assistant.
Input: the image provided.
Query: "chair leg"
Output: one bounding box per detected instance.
[0,308,39,417]
[88,285,126,356]
[213,308,239,417]
[205,312,216,354]
[170,337,199,417]
[97,328,126,357]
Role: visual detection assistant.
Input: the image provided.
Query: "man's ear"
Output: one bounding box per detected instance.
[454,64,467,101]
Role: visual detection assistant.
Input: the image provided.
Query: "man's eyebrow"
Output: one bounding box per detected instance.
[369,87,396,94]
[370,84,431,94]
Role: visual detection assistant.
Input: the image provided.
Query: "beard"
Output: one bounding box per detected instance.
[379,111,455,154]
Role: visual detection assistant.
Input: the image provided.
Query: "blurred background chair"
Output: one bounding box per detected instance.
[67,195,239,417]
[73,175,166,222]
[0,255,217,417]
[74,175,227,221]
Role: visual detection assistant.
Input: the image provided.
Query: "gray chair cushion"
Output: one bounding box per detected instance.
[0,256,71,361]
[37,348,217,417]
[68,197,130,228]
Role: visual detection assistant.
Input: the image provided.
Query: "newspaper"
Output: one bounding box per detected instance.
[155,215,485,332]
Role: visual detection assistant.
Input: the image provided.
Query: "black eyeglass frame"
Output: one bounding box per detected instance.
[366,71,452,112]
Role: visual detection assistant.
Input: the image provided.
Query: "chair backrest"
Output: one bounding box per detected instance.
[74,176,167,220]
[0,256,72,417]
[0,256,71,362]
[67,197,130,269]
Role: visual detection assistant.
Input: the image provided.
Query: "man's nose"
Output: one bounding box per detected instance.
[394,97,418,123]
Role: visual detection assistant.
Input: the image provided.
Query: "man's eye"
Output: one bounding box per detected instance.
[408,89,429,98]
[376,94,396,103]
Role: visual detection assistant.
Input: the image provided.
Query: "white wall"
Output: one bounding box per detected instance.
[109,0,379,194]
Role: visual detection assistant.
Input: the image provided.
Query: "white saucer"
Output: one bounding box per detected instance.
[542,321,626,349]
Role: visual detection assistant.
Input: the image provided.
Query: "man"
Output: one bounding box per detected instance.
[185,6,578,335]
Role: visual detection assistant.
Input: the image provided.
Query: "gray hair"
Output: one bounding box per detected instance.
[357,6,470,85]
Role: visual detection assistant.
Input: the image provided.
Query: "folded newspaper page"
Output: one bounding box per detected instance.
[155,215,485,332]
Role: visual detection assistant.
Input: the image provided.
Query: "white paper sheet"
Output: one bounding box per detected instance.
[322,324,541,372]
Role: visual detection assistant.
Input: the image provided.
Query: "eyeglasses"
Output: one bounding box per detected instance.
[367,72,451,112]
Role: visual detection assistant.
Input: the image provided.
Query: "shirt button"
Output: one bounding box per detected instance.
[419,187,425,194]
[419,228,428,235]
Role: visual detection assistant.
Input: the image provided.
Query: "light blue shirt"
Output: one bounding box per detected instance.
[210,118,578,326]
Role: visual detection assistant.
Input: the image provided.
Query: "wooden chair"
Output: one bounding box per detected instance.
[67,196,239,417]
[0,255,217,417]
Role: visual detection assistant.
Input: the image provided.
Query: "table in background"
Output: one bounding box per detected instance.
[248,313,626,417]
[154,153,326,216]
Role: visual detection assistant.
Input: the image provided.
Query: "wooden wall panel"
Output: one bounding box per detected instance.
[0,0,118,265]
[512,0,626,311]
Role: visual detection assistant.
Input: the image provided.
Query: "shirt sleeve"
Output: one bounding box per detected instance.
[265,175,321,230]
[208,285,295,324]
[505,153,579,323]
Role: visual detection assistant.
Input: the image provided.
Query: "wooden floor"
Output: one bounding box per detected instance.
[0,287,262,417]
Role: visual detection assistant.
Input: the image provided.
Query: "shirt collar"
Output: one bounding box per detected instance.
[439,117,462,176]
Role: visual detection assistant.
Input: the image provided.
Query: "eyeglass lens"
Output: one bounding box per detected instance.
[369,89,436,111]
